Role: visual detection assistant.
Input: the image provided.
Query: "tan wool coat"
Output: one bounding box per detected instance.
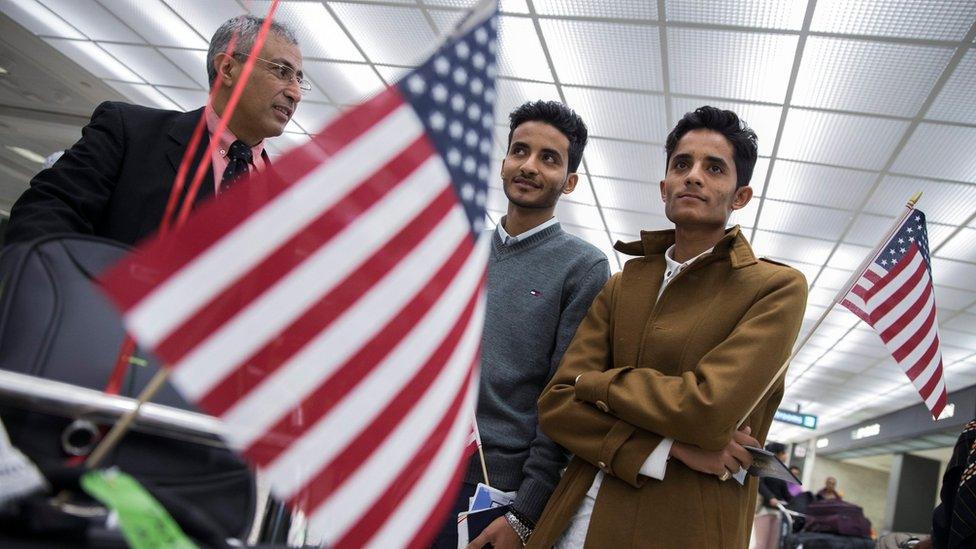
[528,227,808,548]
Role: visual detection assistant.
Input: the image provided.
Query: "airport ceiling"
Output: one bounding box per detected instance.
[0,0,974,443]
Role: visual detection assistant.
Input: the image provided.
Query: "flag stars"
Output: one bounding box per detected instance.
[407,74,426,95]
[476,190,486,207]
[451,94,466,112]
[431,83,448,103]
[898,238,904,244]
[434,56,450,75]
[456,41,470,59]
[881,259,889,265]
[463,156,476,174]
[470,78,484,95]
[453,67,468,86]
[465,129,478,147]
[447,148,461,167]
[475,27,488,45]
[467,104,481,121]
[429,111,446,131]
[472,52,486,69]
[900,247,907,253]
[449,120,463,138]
[461,182,475,201]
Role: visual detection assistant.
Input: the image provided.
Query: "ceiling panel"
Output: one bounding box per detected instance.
[99,0,207,49]
[792,37,952,117]
[494,16,552,82]
[493,79,561,123]
[584,138,662,182]
[535,0,656,19]
[43,38,141,81]
[156,86,207,111]
[934,286,976,311]
[157,48,209,88]
[591,177,665,217]
[99,43,198,88]
[104,81,179,110]
[605,209,670,236]
[756,199,853,241]
[161,0,244,42]
[541,19,662,90]
[37,0,141,42]
[826,242,872,270]
[0,0,86,39]
[248,1,365,63]
[670,98,782,157]
[329,3,436,66]
[930,258,976,291]
[778,109,909,170]
[867,176,976,226]
[554,201,604,231]
[668,28,797,103]
[765,160,876,209]
[892,123,976,183]
[937,227,976,263]
[751,230,836,264]
[562,87,667,143]
[810,0,976,41]
[844,213,893,248]
[927,50,976,125]
[665,0,806,30]
[301,60,384,105]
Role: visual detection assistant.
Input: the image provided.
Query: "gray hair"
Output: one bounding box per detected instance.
[207,15,298,87]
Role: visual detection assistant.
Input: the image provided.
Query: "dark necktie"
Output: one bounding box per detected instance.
[220,139,252,193]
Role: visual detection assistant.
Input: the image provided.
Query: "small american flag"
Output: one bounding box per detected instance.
[99,3,499,546]
[841,209,949,418]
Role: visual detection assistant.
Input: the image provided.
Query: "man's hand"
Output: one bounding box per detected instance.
[466,516,523,549]
[670,426,759,477]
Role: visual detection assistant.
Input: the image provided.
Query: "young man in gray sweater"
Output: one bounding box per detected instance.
[432,101,610,548]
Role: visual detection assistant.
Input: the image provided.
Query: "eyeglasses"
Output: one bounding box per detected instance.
[232,53,311,94]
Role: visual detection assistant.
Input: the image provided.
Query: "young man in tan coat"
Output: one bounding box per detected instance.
[527,106,808,548]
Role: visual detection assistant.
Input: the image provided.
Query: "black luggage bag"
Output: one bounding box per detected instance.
[783,531,875,549]
[0,235,256,540]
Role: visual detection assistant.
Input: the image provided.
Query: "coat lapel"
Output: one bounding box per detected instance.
[165,107,215,206]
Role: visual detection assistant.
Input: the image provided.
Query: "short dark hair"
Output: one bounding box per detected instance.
[507,100,588,173]
[766,442,787,455]
[665,106,758,188]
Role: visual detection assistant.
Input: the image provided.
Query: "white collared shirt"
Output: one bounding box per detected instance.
[557,243,714,549]
[496,216,558,246]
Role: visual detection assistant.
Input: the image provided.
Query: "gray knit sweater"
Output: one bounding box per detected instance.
[465,222,610,523]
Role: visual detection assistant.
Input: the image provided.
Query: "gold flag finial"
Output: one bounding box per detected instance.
[908,192,923,208]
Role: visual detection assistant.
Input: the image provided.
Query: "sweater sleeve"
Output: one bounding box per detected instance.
[537,272,668,491]
[512,257,609,524]
[574,268,808,451]
[5,101,125,244]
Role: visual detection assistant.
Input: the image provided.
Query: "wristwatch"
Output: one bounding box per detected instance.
[504,510,533,545]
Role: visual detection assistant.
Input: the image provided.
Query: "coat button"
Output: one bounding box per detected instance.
[597,461,607,471]
[596,400,609,413]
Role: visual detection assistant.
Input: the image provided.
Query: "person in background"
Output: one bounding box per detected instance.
[752,442,791,549]
[787,466,804,497]
[5,15,305,246]
[816,476,843,500]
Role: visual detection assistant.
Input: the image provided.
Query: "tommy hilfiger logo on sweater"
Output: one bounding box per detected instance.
[530,289,541,296]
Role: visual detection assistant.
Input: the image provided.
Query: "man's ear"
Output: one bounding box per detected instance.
[730,185,753,211]
[659,179,666,202]
[561,172,578,195]
[216,53,237,88]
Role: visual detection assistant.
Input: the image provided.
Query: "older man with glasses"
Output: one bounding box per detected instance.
[5,15,305,246]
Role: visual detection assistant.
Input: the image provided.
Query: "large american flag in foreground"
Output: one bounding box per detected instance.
[99,3,499,546]
[841,209,949,419]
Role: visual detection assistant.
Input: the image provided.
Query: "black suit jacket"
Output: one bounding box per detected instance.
[6,101,266,247]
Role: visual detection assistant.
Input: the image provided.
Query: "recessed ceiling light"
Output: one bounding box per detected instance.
[0,66,8,75]
[5,146,46,164]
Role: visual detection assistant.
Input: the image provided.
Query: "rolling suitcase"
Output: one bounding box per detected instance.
[0,235,256,540]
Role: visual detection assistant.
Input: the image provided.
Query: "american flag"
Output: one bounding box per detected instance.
[841,209,949,418]
[98,3,499,546]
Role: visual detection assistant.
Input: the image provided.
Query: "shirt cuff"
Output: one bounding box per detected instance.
[637,437,674,480]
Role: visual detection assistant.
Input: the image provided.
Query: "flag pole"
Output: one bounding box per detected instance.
[736,192,923,428]
[86,369,171,468]
[473,417,490,486]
